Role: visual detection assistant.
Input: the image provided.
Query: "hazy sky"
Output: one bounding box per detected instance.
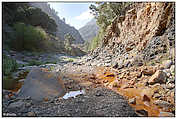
[48,2,95,29]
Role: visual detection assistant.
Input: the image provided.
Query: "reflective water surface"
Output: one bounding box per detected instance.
[63,90,85,99]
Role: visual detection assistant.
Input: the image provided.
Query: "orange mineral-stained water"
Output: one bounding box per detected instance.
[94,67,163,117]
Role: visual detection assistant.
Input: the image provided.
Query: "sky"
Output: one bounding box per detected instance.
[48,2,95,30]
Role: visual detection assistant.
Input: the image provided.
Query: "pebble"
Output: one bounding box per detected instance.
[162,60,172,69]
[5,95,9,99]
[170,65,175,73]
[153,93,161,98]
[25,102,31,107]
[96,110,104,116]
[166,83,175,90]
[27,111,36,116]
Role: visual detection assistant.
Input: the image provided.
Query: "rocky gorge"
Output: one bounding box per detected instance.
[2,2,175,117]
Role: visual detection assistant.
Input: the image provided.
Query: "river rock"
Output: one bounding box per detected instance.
[27,111,36,116]
[170,65,175,73]
[18,68,66,102]
[148,70,167,85]
[162,60,172,69]
[166,83,175,90]
[153,93,161,98]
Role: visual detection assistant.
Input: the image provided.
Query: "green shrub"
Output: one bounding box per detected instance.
[12,22,26,50]
[45,61,57,64]
[28,60,43,66]
[3,24,16,50]
[3,54,19,76]
[25,7,57,33]
[88,34,102,51]
[23,26,47,51]
[12,23,47,51]
[68,58,74,62]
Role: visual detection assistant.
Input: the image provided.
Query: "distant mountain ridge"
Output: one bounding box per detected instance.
[30,2,84,44]
[79,19,99,42]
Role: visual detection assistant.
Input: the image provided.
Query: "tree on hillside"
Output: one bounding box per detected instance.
[87,2,132,50]
[89,2,132,30]
[64,33,75,51]
[3,3,57,35]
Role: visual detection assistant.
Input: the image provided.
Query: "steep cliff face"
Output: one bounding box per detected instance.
[30,3,84,44]
[86,2,174,68]
[104,3,174,52]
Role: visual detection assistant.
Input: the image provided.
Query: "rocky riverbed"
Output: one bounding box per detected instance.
[2,48,176,117]
[2,49,175,117]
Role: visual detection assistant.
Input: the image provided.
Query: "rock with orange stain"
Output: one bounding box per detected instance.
[142,94,151,102]
[18,68,66,102]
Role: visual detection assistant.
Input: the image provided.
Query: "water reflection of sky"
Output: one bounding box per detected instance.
[63,90,85,99]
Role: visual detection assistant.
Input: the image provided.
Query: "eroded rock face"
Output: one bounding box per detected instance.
[18,68,66,102]
[85,3,174,69]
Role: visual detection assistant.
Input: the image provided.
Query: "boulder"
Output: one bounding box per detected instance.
[148,70,167,85]
[18,68,66,102]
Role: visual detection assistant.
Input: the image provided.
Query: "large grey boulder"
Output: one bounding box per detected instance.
[18,68,66,102]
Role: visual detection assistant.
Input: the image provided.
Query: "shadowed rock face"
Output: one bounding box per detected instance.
[18,68,66,102]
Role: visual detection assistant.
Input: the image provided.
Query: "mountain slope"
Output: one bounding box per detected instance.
[30,2,84,44]
[79,19,99,42]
